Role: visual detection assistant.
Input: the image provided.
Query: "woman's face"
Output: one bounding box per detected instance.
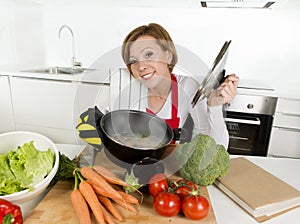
[128,35,172,89]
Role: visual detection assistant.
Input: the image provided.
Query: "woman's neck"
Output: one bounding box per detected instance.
[147,77,172,114]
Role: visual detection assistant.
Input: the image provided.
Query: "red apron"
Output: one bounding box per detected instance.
[146,74,180,143]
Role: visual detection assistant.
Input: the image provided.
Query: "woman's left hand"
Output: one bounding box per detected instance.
[207,74,239,106]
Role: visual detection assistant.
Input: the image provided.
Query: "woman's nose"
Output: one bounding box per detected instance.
[137,60,149,71]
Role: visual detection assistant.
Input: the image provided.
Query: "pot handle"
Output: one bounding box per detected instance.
[173,127,192,143]
[76,106,104,151]
[173,128,182,141]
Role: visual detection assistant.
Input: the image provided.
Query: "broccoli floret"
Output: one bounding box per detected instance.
[176,134,230,186]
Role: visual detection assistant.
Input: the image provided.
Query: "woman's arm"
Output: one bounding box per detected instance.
[190,100,229,148]
[177,75,229,148]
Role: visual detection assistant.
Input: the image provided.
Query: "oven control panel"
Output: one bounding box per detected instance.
[224,94,278,116]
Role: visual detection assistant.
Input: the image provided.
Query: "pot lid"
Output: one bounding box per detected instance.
[191,40,231,107]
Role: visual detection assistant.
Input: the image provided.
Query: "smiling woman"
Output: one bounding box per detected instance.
[120,23,239,147]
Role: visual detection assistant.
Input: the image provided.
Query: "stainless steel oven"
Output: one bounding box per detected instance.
[223,93,278,156]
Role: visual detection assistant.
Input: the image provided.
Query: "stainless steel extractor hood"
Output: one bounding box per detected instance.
[199,0,285,9]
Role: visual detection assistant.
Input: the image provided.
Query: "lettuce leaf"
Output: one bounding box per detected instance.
[0,141,55,195]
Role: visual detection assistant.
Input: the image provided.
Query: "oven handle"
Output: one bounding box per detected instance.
[224,117,261,125]
[229,136,249,141]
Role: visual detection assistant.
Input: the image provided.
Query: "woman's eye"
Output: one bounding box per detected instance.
[128,58,137,65]
[145,51,153,59]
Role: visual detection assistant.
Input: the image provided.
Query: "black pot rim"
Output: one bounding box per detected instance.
[100,109,174,150]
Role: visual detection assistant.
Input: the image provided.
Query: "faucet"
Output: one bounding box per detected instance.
[58,25,82,69]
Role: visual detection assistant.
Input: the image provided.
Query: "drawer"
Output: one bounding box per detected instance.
[276,97,300,115]
[268,127,300,158]
[273,113,300,129]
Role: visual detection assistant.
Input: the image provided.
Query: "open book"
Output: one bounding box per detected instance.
[214,157,300,222]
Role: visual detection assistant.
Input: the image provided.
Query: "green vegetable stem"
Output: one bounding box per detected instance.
[0,199,23,224]
[49,152,80,188]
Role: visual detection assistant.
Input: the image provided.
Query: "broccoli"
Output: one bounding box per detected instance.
[176,134,230,186]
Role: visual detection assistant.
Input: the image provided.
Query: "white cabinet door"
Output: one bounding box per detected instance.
[76,82,110,114]
[268,97,300,158]
[276,97,300,114]
[10,77,79,143]
[0,75,15,133]
[73,82,109,145]
[268,127,300,158]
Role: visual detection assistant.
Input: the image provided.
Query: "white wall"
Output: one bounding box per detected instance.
[0,0,14,65]
[3,0,300,97]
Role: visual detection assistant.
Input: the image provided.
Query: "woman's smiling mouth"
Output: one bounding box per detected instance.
[141,72,155,80]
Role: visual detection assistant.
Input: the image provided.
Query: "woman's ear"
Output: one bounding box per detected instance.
[167,51,173,64]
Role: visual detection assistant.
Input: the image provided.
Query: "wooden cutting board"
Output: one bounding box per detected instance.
[25,145,217,223]
[25,180,216,224]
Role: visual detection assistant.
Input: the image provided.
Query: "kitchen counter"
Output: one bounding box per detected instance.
[210,156,300,224]
[32,144,299,224]
[0,64,109,84]
[2,65,299,99]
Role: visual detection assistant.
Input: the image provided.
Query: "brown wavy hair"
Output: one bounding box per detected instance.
[122,23,178,74]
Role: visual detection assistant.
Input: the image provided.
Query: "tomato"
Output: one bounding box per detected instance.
[172,179,198,190]
[148,173,168,197]
[181,195,210,220]
[174,185,194,199]
[153,192,181,217]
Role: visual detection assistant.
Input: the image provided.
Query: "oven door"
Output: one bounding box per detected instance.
[224,111,273,156]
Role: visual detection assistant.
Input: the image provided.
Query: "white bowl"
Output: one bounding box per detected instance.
[0,131,59,218]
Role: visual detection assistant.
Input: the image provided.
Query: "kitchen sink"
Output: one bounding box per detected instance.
[23,66,94,75]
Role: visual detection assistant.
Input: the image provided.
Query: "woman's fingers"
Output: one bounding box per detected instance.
[208,74,239,106]
[219,74,239,101]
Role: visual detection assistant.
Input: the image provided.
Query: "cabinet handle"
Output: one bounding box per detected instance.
[279,112,300,117]
[276,127,300,133]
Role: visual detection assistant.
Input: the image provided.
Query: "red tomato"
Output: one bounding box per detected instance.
[153,192,181,217]
[182,195,210,220]
[174,185,194,199]
[172,179,198,190]
[148,173,168,197]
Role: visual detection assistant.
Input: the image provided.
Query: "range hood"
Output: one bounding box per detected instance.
[199,0,286,9]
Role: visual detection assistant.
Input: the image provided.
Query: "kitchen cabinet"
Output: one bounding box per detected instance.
[268,97,300,158]
[0,75,15,133]
[10,76,79,144]
[75,81,110,145]
[76,82,109,114]
[8,75,110,144]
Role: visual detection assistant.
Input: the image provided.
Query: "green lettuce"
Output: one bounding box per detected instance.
[0,141,55,195]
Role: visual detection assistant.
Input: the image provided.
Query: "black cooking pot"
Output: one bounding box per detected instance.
[95,109,174,169]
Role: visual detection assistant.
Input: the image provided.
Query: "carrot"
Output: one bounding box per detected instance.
[79,180,105,224]
[80,166,123,200]
[117,190,139,205]
[98,195,124,222]
[112,198,139,214]
[91,181,123,201]
[70,189,91,224]
[93,165,129,186]
[98,200,116,224]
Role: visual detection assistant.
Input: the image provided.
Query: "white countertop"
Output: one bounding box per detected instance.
[208,156,300,224]
[1,64,299,99]
[55,144,300,224]
[0,64,109,84]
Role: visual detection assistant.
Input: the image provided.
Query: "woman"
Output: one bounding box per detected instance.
[121,23,239,148]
